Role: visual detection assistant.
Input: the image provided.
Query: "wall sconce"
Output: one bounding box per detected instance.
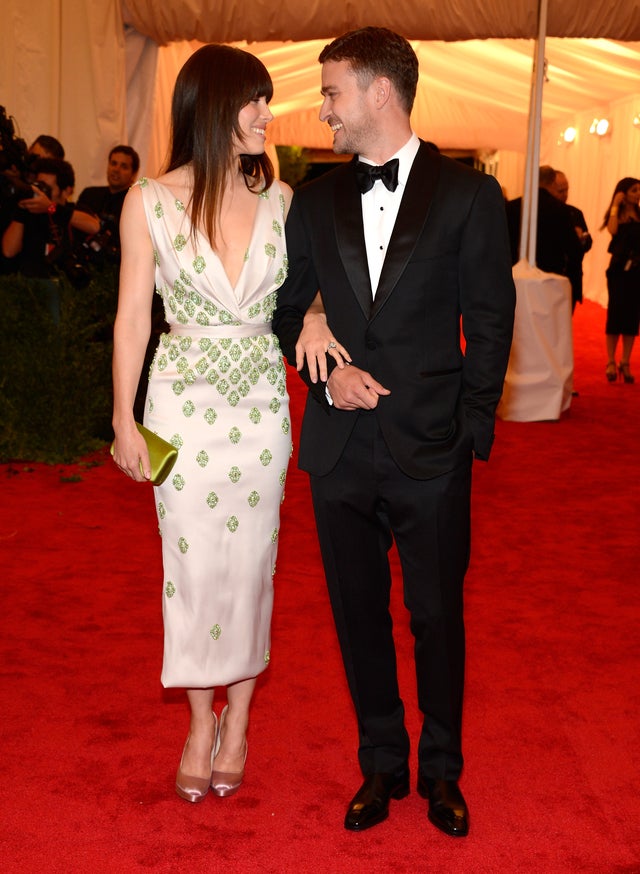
[633,114,640,128]
[560,126,577,144]
[589,118,610,136]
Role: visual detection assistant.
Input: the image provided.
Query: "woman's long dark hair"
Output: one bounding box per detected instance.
[601,177,640,229]
[166,44,275,248]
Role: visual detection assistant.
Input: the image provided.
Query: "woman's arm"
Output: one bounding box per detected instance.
[111,185,156,481]
[296,292,351,383]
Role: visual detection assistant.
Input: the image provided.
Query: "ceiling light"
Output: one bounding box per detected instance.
[589,118,610,136]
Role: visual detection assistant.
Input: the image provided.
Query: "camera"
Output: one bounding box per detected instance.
[0,105,39,206]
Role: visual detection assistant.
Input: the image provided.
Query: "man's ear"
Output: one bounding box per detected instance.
[373,76,392,109]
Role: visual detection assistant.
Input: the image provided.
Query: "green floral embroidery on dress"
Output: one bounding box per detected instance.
[174,234,186,251]
[206,491,219,508]
[172,381,185,395]
[281,417,290,434]
[204,408,217,425]
[248,491,260,508]
[139,177,149,188]
[193,255,206,273]
[178,537,189,554]
[279,469,287,487]
[165,581,176,598]
[170,433,183,449]
[264,243,276,258]
[269,398,281,414]
[210,624,221,640]
[173,474,185,491]
[228,391,240,407]
[259,189,270,199]
[228,466,241,484]
[157,354,168,371]
[229,427,241,444]
[271,528,279,543]
[182,400,195,417]
[154,201,164,219]
[153,249,160,266]
[227,516,239,533]
[175,199,185,212]
[260,449,273,466]
[179,269,193,286]
[272,219,282,236]
[196,450,209,467]
[249,407,261,424]
[158,501,166,519]
[264,651,270,664]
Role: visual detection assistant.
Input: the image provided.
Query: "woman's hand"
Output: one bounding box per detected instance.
[111,424,152,482]
[295,307,351,383]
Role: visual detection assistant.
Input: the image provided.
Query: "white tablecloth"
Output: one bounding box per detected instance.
[497,260,573,422]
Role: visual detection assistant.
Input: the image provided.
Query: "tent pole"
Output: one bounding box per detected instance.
[519,0,549,266]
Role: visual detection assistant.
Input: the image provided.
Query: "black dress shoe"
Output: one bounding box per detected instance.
[417,775,469,837]
[344,771,410,831]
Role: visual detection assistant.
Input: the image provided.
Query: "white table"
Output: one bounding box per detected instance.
[497,260,573,422]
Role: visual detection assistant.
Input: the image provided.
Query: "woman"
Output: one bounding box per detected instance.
[112,44,343,803]
[601,177,640,382]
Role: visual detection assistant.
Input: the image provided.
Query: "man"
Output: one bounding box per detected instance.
[273,28,514,838]
[2,157,75,277]
[505,165,584,310]
[548,168,592,311]
[73,144,139,260]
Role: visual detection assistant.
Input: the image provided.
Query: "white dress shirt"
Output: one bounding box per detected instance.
[359,132,420,297]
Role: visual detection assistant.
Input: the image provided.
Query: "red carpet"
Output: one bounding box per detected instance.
[1,300,639,873]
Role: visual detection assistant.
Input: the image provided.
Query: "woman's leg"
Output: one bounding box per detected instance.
[181,688,216,778]
[606,333,618,363]
[621,334,635,364]
[214,677,256,772]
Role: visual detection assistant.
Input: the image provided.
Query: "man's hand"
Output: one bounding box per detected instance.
[327,364,390,409]
[18,185,54,214]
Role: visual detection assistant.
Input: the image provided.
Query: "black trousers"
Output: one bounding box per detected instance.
[309,413,471,780]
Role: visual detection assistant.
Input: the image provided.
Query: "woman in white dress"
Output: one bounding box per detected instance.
[112,44,345,803]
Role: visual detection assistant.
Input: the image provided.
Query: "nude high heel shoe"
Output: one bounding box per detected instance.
[175,711,219,803]
[210,705,248,797]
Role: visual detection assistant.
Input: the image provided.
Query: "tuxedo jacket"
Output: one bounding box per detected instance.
[273,142,515,480]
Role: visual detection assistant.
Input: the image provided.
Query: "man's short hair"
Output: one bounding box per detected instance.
[31,135,65,159]
[34,157,75,191]
[109,145,140,175]
[539,165,556,187]
[319,27,419,115]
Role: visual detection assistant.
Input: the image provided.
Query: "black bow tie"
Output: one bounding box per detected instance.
[355,158,400,194]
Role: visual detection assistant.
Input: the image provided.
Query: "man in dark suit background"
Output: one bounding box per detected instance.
[506,165,584,310]
[273,27,515,838]
[548,168,592,312]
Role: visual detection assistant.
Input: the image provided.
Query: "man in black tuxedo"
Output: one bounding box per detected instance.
[273,28,515,837]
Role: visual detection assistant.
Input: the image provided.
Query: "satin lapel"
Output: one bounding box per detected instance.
[334,162,373,319]
[371,143,441,318]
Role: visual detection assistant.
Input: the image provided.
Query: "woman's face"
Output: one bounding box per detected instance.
[624,184,640,205]
[235,96,273,156]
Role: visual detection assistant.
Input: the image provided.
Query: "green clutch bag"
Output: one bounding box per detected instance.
[110,422,178,486]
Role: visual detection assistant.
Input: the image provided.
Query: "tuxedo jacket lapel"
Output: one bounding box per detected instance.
[331,144,441,321]
[334,163,374,319]
[372,144,441,317]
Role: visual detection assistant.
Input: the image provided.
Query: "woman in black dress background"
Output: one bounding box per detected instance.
[602,177,640,383]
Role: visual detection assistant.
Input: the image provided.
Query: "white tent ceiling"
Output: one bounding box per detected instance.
[121,0,640,43]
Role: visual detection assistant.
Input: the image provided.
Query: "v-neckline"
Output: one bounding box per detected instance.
[149,177,262,295]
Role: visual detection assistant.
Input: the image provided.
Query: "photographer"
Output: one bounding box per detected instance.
[73,145,139,263]
[2,158,76,278]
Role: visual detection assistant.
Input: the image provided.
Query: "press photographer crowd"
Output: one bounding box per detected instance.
[0,105,139,288]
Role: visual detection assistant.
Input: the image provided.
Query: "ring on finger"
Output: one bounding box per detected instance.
[327,341,337,349]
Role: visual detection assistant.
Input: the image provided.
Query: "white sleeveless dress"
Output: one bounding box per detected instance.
[138,177,291,688]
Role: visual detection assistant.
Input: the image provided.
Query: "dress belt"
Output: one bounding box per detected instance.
[168,322,273,339]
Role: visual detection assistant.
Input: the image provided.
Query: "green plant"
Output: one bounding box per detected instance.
[0,266,119,463]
